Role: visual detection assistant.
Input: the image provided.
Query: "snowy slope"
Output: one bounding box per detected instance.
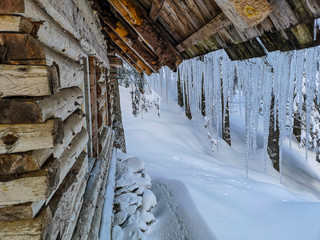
[120,86,320,240]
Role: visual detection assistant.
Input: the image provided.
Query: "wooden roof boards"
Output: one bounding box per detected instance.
[93,0,320,73]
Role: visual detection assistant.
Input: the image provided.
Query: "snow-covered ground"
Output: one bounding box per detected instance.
[120,86,320,240]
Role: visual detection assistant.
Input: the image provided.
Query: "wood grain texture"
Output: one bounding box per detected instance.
[0,148,53,176]
[0,33,46,65]
[0,15,33,34]
[44,152,88,240]
[107,0,182,70]
[176,13,232,52]
[0,87,84,124]
[149,0,165,22]
[0,119,63,154]
[213,0,272,29]
[0,64,53,98]
[0,0,25,14]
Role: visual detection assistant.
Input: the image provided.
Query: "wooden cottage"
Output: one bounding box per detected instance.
[0,0,320,239]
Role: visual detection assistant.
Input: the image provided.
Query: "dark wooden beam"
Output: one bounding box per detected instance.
[149,0,165,22]
[103,26,153,75]
[95,6,161,72]
[176,13,232,52]
[107,0,182,70]
[89,57,98,158]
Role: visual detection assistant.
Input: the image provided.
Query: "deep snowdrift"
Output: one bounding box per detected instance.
[120,86,320,240]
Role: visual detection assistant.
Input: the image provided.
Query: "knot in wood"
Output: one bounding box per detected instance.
[1,130,18,150]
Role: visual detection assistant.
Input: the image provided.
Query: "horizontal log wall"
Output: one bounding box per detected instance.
[0,0,119,239]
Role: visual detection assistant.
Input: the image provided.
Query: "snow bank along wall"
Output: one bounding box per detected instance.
[0,0,125,239]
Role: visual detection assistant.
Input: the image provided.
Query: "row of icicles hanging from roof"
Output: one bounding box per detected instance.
[146,44,320,181]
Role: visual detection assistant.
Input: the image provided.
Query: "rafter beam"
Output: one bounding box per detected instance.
[95,5,161,72]
[107,0,181,70]
[176,13,232,52]
[104,26,153,75]
[149,0,165,22]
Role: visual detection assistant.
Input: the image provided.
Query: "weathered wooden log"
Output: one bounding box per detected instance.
[0,33,46,65]
[97,108,106,129]
[0,157,60,205]
[42,45,84,89]
[0,87,84,124]
[0,64,59,98]
[47,128,88,203]
[89,57,99,158]
[214,0,271,29]
[0,119,63,154]
[0,15,33,34]
[99,127,112,156]
[97,82,107,96]
[0,0,25,14]
[88,146,114,240]
[44,151,88,240]
[0,207,52,240]
[0,148,52,176]
[61,180,86,240]
[53,110,85,158]
[23,0,85,62]
[0,129,87,205]
[72,132,114,240]
[97,94,106,111]
[0,200,44,221]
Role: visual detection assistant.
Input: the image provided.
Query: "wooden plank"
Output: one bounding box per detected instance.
[89,57,99,158]
[0,148,52,176]
[176,13,232,52]
[214,0,271,29]
[44,152,88,240]
[0,87,84,124]
[53,110,85,158]
[0,208,51,240]
[0,33,46,65]
[0,119,63,154]
[0,201,44,221]
[0,15,33,34]
[0,0,25,14]
[0,64,56,98]
[107,0,182,70]
[149,0,165,22]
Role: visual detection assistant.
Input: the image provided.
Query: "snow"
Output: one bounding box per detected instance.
[120,84,320,240]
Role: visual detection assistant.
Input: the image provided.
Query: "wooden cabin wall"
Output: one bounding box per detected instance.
[0,0,123,239]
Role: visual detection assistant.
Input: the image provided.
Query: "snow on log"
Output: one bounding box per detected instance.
[0,87,84,124]
[0,119,63,154]
[112,154,157,239]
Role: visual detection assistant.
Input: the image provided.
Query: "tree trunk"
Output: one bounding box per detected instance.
[267,94,280,171]
[201,73,206,117]
[177,68,184,107]
[221,77,231,146]
[293,111,302,143]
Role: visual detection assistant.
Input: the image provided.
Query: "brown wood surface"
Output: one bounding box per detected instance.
[0,0,25,14]
[0,33,46,65]
[149,0,165,22]
[0,15,33,34]
[89,57,99,158]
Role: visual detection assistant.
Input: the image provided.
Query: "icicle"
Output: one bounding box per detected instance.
[288,51,297,149]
